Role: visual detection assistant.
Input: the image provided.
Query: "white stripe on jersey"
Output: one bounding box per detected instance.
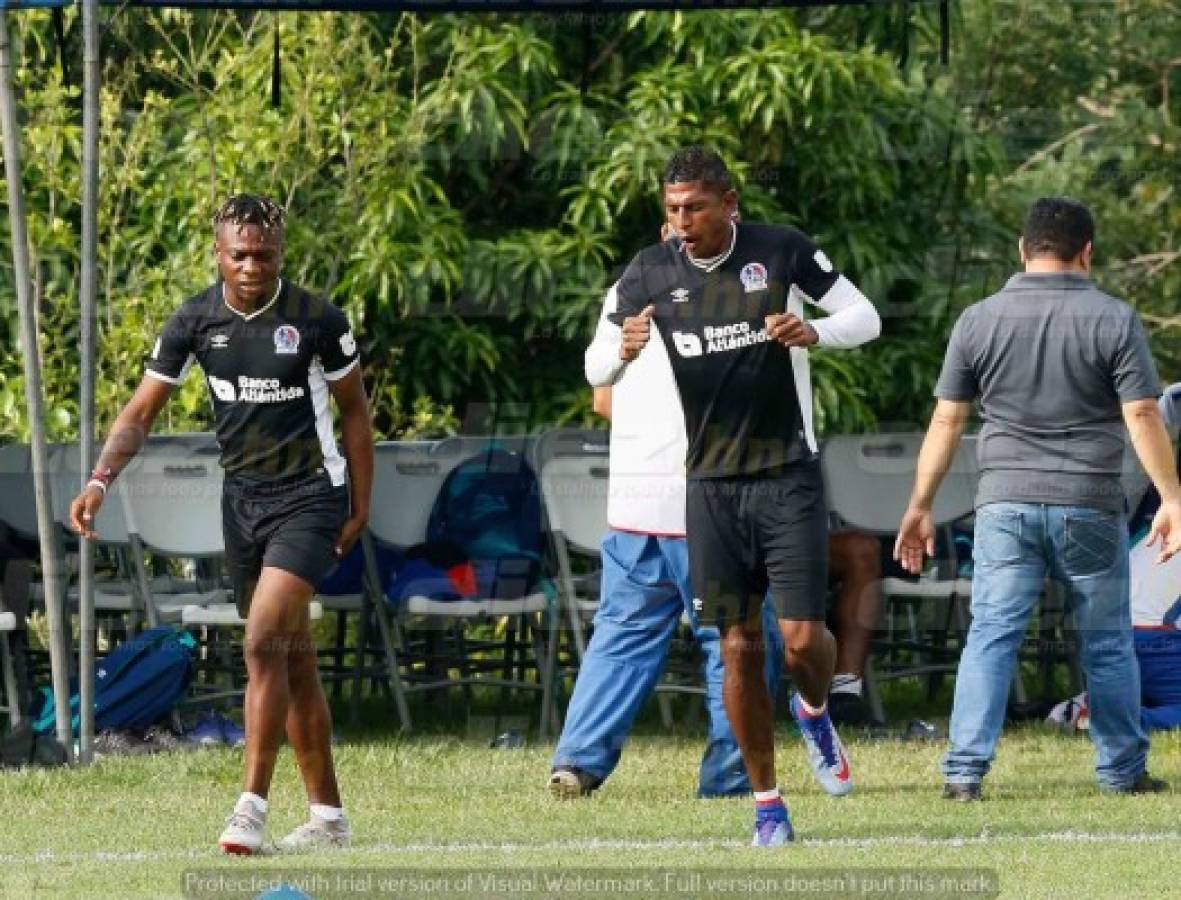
[323,357,360,382]
[785,288,818,455]
[309,356,348,487]
[144,353,195,386]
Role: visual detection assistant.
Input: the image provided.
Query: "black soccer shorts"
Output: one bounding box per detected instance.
[221,471,349,616]
[686,461,829,629]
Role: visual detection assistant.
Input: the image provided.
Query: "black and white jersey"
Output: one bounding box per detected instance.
[146,280,359,485]
[611,222,878,479]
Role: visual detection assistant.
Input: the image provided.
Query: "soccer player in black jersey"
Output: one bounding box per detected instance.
[69,195,374,854]
[607,147,880,845]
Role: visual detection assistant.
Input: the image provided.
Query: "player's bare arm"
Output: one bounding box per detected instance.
[328,365,374,557]
[69,375,173,539]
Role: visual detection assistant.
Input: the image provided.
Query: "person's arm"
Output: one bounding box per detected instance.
[592,386,612,421]
[316,308,370,556]
[585,285,629,387]
[1110,310,1181,561]
[328,367,374,557]
[1123,398,1181,562]
[70,306,195,538]
[894,399,972,574]
[605,253,653,366]
[765,237,880,349]
[804,276,882,348]
[69,377,174,538]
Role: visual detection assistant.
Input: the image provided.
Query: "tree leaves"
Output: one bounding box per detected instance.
[13,5,1176,440]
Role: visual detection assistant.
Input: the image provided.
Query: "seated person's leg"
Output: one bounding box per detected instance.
[1135,627,1181,732]
[826,529,882,725]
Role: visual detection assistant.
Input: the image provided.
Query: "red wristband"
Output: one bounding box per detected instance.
[89,466,114,489]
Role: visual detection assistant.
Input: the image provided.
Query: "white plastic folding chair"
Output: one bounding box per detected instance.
[0,443,41,545]
[533,429,609,660]
[0,443,69,709]
[533,428,610,731]
[821,433,983,723]
[0,606,19,728]
[369,436,556,736]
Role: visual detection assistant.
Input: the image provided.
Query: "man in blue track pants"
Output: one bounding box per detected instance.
[547,276,782,799]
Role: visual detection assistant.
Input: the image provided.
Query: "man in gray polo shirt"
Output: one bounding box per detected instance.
[894,196,1181,798]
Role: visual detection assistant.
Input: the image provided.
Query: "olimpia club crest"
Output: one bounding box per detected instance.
[739,262,768,292]
[273,325,300,355]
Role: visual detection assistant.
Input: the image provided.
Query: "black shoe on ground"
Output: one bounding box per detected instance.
[547,766,601,799]
[1108,772,1168,795]
[942,781,983,802]
[827,691,876,727]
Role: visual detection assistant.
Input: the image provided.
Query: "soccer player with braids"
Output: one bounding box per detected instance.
[70,194,374,854]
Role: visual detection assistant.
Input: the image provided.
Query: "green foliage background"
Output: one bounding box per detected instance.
[0,1,1178,440]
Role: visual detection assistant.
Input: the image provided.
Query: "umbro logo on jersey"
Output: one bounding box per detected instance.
[671,288,690,303]
[273,325,300,355]
[210,334,229,350]
[740,262,768,292]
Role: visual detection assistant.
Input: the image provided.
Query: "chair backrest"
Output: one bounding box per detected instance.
[0,443,38,540]
[368,441,460,548]
[535,428,610,555]
[118,433,225,557]
[368,436,536,549]
[821,432,979,534]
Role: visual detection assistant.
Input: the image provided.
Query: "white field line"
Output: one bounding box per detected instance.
[1,830,1179,865]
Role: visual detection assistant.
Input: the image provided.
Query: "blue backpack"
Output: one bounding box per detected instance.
[34,626,195,734]
[387,446,543,604]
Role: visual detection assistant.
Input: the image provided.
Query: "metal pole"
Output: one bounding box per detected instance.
[78,0,102,765]
[0,11,74,760]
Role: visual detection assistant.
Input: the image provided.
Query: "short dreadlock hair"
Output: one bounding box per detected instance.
[212,194,286,238]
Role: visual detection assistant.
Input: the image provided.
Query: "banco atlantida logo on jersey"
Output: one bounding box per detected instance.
[671,321,770,358]
[207,374,306,403]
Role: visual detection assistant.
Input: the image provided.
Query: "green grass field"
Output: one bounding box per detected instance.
[0,713,1177,900]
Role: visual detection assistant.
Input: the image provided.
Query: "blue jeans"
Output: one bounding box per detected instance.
[552,530,784,796]
[944,503,1148,789]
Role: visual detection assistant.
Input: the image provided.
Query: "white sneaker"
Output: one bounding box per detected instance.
[276,814,352,852]
[218,798,267,855]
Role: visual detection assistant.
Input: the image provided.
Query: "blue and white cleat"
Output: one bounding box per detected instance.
[791,693,854,797]
[751,804,795,847]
